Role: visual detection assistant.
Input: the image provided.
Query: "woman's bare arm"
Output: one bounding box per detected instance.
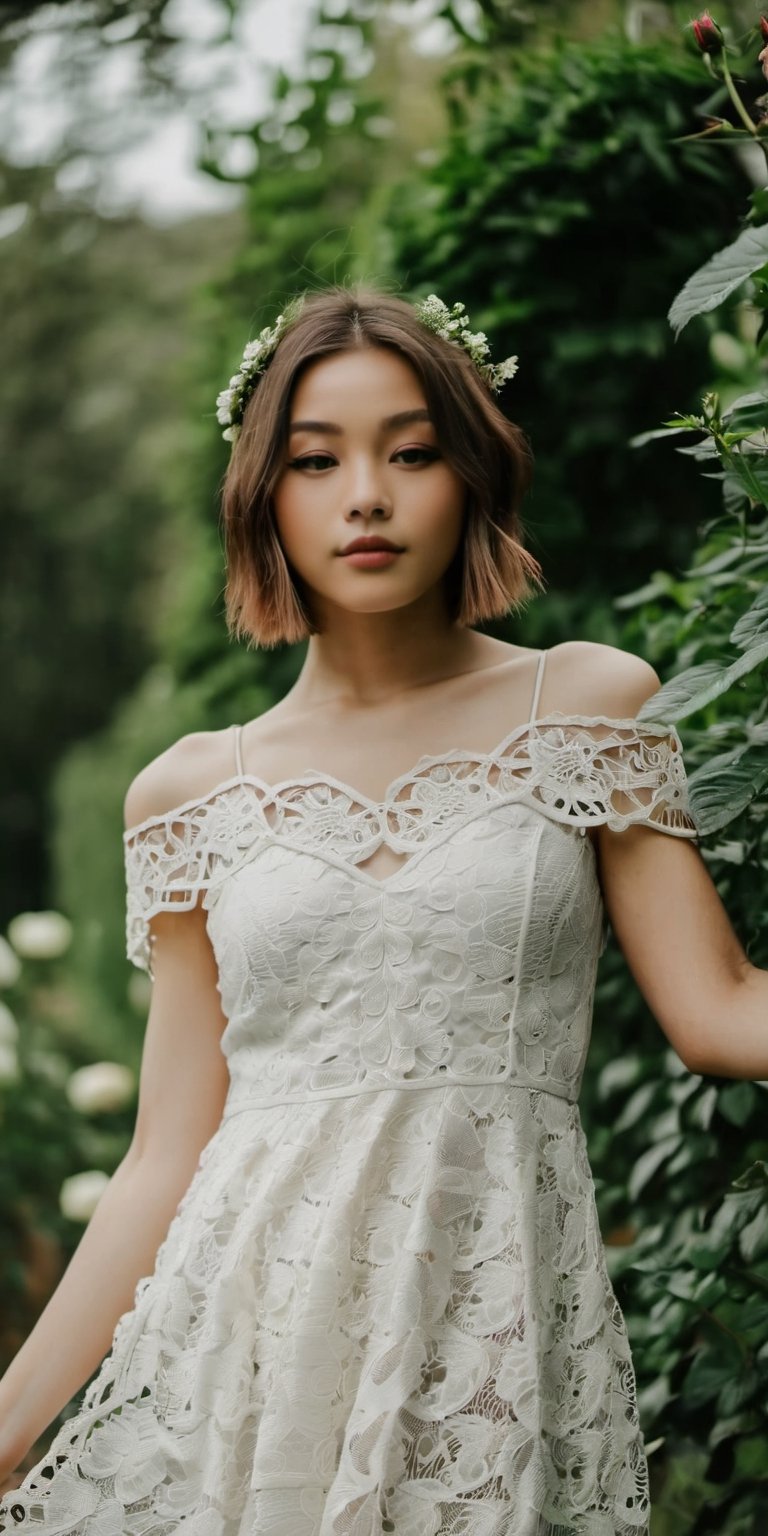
[0,762,230,1476]
[0,1130,211,1478]
[586,646,764,1076]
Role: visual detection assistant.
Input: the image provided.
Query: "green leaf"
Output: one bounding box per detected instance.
[718,1080,760,1127]
[728,451,768,505]
[629,422,704,448]
[686,541,751,577]
[634,642,768,726]
[675,437,721,460]
[668,224,768,337]
[730,1295,768,1332]
[749,185,768,225]
[733,1160,768,1191]
[710,1408,763,1447]
[731,584,768,648]
[720,1366,761,1416]
[628,1135,680,1201]
[686,748,768,834]
[721,391,768,432]
[722,468,752,514]
[683,1336,745,1409]
[613,570,685,610]
[614,1080,657,1132]
[734,1433,768,1480]
[689,1085,719,1131]
[739,1204,768,1263]
[597,1054,643,1099]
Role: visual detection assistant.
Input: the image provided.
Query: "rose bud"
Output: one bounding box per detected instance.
[761,15,768,41]
[690,11,724,53]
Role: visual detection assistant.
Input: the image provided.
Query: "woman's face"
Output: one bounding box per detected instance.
[272,345,468,624]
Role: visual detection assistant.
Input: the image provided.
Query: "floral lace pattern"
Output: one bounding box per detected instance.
[123,714,697,980]
[0,715,699,1535]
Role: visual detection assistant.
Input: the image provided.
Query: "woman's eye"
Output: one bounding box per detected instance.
[394,447,439,464]
[288,451,334,470]
[287,448,439,470]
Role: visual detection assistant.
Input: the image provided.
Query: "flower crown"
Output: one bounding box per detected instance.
[215,291,519,445]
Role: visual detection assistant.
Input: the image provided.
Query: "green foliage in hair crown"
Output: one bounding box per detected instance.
[215,292,519,445]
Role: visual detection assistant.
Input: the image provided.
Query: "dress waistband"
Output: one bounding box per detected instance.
[221,1073,578,1118]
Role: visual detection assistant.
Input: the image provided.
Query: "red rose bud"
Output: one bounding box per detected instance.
[691,11,724,53]
[761,15,768,41]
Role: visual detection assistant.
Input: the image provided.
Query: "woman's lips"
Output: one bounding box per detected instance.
[340,549,402,567]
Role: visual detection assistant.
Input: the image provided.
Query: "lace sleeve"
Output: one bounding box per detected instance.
[523,715,700,837]
[123,804,221,978]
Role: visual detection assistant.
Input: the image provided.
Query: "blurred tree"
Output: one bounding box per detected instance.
[0,0,178,29]
[0,0,211,86]
[0,150,246,923]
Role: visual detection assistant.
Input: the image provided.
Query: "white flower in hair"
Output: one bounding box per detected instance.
[215,298,306,444]
[414,293,518,393]
[216,289,519,446]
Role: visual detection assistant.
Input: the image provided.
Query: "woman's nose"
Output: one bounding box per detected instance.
[346,461,392,516]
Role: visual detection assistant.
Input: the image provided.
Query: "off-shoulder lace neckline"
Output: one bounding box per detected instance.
[122,709,676,841]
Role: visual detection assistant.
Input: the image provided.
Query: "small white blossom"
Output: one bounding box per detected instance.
[492,355,519,385]
[216,289,519,443]
[60,1170,110,1223]
[414,292,519,395]
[7,910,73,960]
[66,1061,136,1115]
[215,299,304,443]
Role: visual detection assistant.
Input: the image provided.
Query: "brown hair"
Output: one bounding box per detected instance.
[219,284,545,649]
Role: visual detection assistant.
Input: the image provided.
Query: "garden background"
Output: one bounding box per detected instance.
[1,0,767,1526]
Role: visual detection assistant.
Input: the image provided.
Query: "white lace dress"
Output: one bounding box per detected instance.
[0,673,700,1535]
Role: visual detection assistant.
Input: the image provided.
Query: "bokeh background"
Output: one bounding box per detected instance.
[1,0,767,1525]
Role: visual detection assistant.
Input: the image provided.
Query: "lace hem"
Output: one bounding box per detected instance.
[0,1087,651,1535]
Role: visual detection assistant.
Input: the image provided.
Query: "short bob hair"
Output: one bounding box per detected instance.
[219,284,545,649]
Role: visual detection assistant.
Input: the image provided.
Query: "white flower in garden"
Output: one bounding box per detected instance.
[0,1001,18,1045]
[60,1170,110,1222]
[66,1061,135,1115]
[7,910,73,960]
[0,935,21,987]
[0,1042,19,1083]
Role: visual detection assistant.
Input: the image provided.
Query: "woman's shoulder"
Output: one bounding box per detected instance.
[122,642,665,834]
[542,639,662,722]
[123,727,239,836]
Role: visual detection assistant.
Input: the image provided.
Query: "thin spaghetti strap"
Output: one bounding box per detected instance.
[528,650,547,724]
[232,722,245,777]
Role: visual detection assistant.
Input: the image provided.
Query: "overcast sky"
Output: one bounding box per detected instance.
[2,0,453,228]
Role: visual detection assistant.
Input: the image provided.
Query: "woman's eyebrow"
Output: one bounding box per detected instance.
[289,409,433,435]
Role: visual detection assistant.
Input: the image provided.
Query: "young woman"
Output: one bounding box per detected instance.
[0,285,765,1534]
